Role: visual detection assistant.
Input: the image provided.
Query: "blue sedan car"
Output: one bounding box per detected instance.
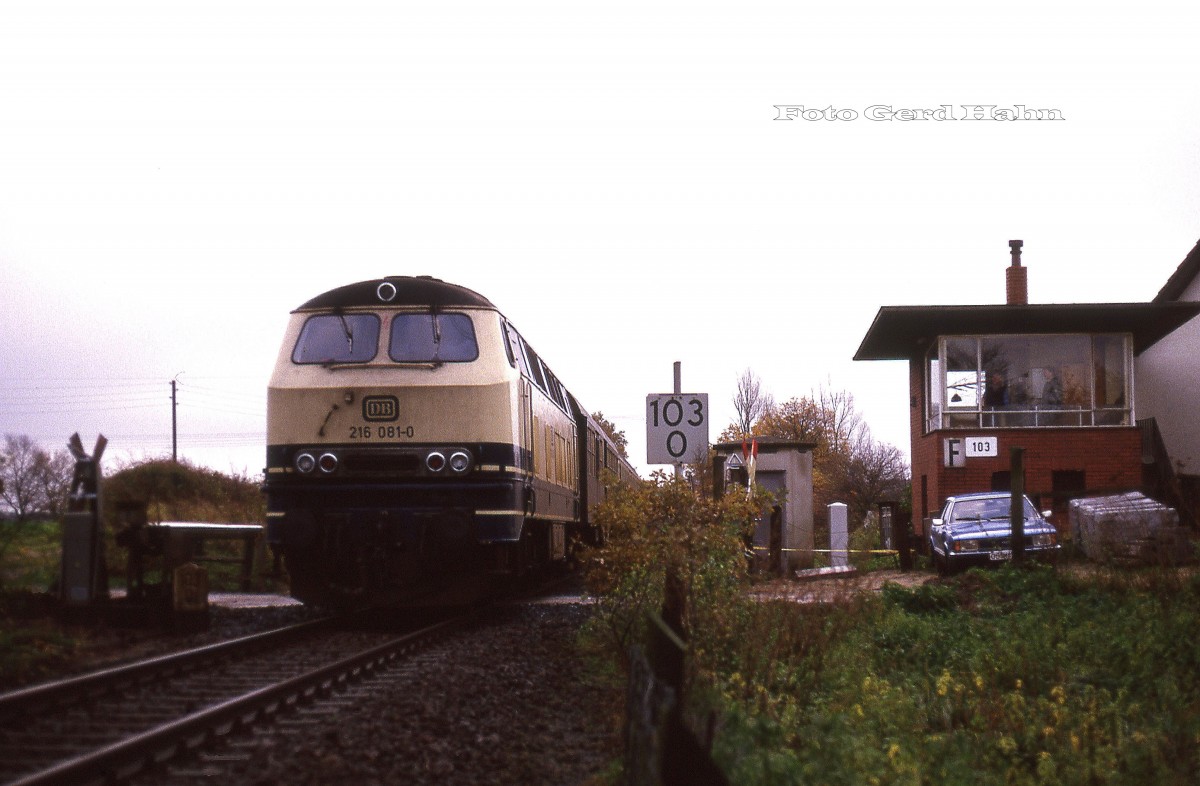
[929,492,1059,574]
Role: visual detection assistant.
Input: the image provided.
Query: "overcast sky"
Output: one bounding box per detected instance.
[2,0,1198,477]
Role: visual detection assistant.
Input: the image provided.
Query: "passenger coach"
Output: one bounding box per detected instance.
[264,276,635,606]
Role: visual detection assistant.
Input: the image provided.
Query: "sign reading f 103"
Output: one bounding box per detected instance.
[646,393,709,464]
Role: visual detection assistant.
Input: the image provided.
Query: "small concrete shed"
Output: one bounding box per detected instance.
[713,439,816,574]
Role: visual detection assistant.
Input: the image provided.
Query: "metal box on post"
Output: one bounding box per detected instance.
[61,512,102,606]
[60,433,108,610]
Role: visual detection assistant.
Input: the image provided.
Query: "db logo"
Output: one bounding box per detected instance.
[362,396,399,422]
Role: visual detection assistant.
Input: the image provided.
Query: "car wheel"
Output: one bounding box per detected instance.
[932,541,948,576]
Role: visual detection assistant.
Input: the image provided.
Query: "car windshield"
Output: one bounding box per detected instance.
[389,313,479,363]
[292,314,380,364]
[951,497,1036,522]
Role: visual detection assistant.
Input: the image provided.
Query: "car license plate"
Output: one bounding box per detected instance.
[989,550,1012,561]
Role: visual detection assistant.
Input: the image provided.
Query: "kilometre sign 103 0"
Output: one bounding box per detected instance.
[646,393,709,465]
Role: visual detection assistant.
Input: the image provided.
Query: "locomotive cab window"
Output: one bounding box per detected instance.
[292,313,381,364]
[389,313,479,363]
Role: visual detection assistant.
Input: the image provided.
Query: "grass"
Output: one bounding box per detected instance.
[2,517,280,596]
[0,517,284,690]
[0,520,63,590]
[703,564,1200,785]
[578,479,1199,783]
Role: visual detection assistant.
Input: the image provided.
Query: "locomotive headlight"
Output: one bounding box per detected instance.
[295,452,317,474]
[425,451,446,472]
[449,451,472,474]
[318,453,339,474]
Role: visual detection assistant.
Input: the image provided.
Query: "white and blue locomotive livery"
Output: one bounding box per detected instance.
[265,276,636,606]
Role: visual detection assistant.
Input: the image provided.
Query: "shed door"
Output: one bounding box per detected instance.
[754,471,787,572]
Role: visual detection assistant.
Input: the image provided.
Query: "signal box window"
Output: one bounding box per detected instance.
[925,333,1131,430]
[293,314,380,364]
[389,313,479,363]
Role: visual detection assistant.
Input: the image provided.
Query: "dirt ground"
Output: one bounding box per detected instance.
[749,567,934,604]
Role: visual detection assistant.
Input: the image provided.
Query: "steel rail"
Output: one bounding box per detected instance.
[6,615,466,786]
[0,618,334,725]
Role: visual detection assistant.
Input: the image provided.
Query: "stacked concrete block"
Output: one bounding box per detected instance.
[1069,492,1192,565]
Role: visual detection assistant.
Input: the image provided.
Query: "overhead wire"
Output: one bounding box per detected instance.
[5,376,267,454]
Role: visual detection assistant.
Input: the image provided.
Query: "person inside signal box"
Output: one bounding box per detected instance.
[983,371,1010,409]
[1039,367,1064,405]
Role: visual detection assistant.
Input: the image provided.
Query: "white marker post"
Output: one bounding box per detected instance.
[829,502,849,568]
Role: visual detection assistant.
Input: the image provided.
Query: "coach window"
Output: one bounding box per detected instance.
[390,313,479,363]
[293,314,380,364]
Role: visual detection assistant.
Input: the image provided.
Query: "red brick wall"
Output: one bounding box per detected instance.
[908,358,1142,525]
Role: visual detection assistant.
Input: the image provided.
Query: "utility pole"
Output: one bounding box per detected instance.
[170,376,179,463]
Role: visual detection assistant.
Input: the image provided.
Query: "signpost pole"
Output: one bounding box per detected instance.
[673,362,682,479]
[1010,447,1026,565]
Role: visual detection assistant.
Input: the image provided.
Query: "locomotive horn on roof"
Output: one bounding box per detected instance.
[377,281,398,302]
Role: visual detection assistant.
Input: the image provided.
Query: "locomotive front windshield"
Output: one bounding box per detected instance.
[390,313,479,362]
[292,314,381,364]
[291,311,479,365]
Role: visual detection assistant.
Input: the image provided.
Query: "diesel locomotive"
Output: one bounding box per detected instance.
[264,276,637,606]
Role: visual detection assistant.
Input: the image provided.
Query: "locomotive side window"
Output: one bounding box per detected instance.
[500,319,517,368]
[503,321,532,377]
[543,368,567,410]
[522,339,549,392]
[389,313,479,363]
[292,314,381,364]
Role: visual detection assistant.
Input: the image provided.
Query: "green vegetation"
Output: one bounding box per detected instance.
[0,456,271,688]
[0,606,79,689]
[713,566,1200,784]
[584,478,1200,785]
[582,471,762,670]
[103,458,265,526]
[0,520,63,590]
[102,458,272,592]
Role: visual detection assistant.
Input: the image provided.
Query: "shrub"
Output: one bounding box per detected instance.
[580,472,763,670]
[103,458,265,526]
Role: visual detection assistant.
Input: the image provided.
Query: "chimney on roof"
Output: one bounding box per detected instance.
[1006,239,1028,305]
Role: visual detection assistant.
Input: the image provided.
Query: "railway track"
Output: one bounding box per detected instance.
[0,612,469,786]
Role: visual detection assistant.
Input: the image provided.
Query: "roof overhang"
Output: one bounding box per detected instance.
[854,302,1200,361]
[713,439,818,454]
[1155,238,1200,302]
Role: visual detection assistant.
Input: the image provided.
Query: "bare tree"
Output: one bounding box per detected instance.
[815,384,867,456]
[1,434,74,564]
[731,369,773,438]
[2,435,45,520]
[742,385,908,530]
[843,427,909,525]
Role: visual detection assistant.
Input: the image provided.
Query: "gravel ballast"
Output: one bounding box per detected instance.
[153,601,622,786]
